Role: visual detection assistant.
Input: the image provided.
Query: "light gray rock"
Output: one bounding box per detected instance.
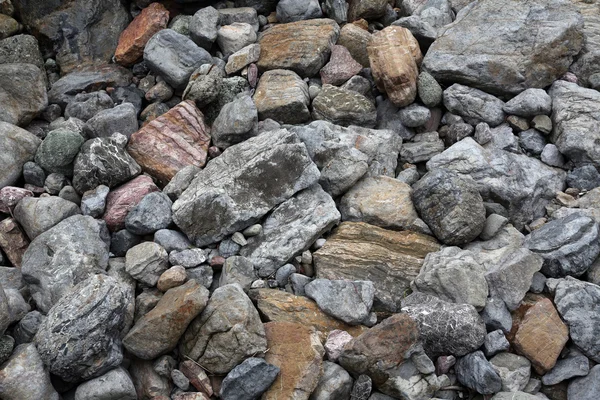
[64,91,114,122]
[0,121,41,189]
[219,7,260,32]
[0,63,48,127]
[312,84,377,128]
[14,196,81,240]
[125,242,168,287]
[542,355,589,386]
[162,165,201,201]
[491,393,540,400]
[189,6,220,50]
[443,84,505,127]
[540,143,565,168]
[168,248,206,268]
[503,89,552,117]
[305,279,374,325]
[310,361,353,400]
[21,215,109,313]
[172,129,320,246]
[217,23,257,58]
[398,104,431,128]
[153,229,192,252]
[567,364,600,400]
[275,264,296,287]
[482,123,519,153]
[81,185,109,218]
[12,311,43,345]
[219,256,256,291]
[5,288,30,324]
[253,69,310,124]
[225,43,261,75]
[220,357,280,400]
[456,351,502,395]
[417,72,443,108]
[82,103,138,139]
[125,192,173,236]
[480,214,509,241]
[490,352,531,392]
[484,330,510,358]
[211,94,257,149]
[74,367,137,400]
[34,275,130,382]
[519,129,546,155]
[276,0,322,23]
[400,132,445,164]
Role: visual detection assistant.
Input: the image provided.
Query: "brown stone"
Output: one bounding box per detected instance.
[347,0,389,22]
[368,26,422,107]
[314,222,439,312]
[114,3,169,66]
[320,45,362,86]
[253,69,311,124]
[337,22,371,67]
[127,101,211,185]
[262,322,325,400]
[179,360,213,397]
[252,289,368,337]
[129,357,172,399]
[156,265,187,292]
[509,295,568,374]
[102,175,159,232]
[0,218,29,268]
[257,19,340,77]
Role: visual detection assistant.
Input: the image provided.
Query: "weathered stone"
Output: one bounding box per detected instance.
[338,23,371,67]
[542,355,589,386]
[127,101,211,186]
[114,2,169,66]
[225,43,261,75]
[484,330,510,358]
[0,63,47,127]
[443,84,505,127]
[211,94,257,149]
[34,129,84,176]
[504,88,552,117]
[417,70,443,107]
[129,357,172,399]
[310,361,353,400]
[368,26,422,107]
[162,165,201,201]
[253,69,311,124]
[320,44,362,86]
[0,121,41,189]
[489,352,531,392]
[347,0,387,21]
[0,34,44,73]
[0,217,29,268]
[312,84,377,128]
[183,64,225,109]
[125,191,173,236]
[74,367,136,400]
[189,6,219,50]
[257,19,340,77]
[14,196,81,240]
[276,0,321,23]
[220,357,280,400]
[102,175,159,232]
[567,364,600,400]
[217,22,256,58]
[315,222,439,312]
[304,279,373,325]
[456,351,502,395]
[82,103,138,139]
[400,132,445,164]
[179,360,213,396]
[125,242,168,287]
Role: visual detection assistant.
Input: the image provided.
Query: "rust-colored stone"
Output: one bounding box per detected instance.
[102,175,159,232]
[263,322,325,400]
[0,217,29,268]
[114,3,169,66]
[368,26,422,107]
[127,101,211,185]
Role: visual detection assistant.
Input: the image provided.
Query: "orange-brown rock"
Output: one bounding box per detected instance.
[257,19,340,77]
[0,217,29,268]
[314,222,439,312]
[252,289,368,337]
[262,322,325,400]
[337,22,371,67]
[509,295,568,374]
[127,100,210,185]
[114,3,169,66]
[368,26,423,107]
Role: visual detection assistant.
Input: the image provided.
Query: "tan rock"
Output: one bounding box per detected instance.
[252,289,368,337]
[262,322,325,400]
[314,222,439,312]
[338,23,371,67]
[368,26,422,107]
[225,43,261,75]
[0,218,29,268]
[156,265,187,292]
[253,69,311,124]
[127,100,211,185]
[257,18,340,77]
[179,360,213,397]
[114,3,169,66]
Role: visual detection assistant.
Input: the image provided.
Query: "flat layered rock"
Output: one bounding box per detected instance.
[127,101,210,185]
[0,121,41,189]
[253,69,311,124]
[314,221,440,312]
[0,63,47,127]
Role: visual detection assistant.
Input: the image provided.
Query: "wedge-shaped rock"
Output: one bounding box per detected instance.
[0,121,41,189]
[253,69,311,124]
[127,100,211,186]
[173,129,320,246]
[314,222,439,312]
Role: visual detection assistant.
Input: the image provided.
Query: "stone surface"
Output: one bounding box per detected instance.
[103,175,159,232]
[484,330,510,357]
[0,121,41,189]
[82,103,138,139]
[338,23,371,68]
[253,69,311,124]
[127,100,211,185]
[276,0,321,23]
[542,355,589,386]
[489,352,531,392]
[125,241,168,287]
[422,0,584,95]
[0,63,48,127]
[399,132,445,164]
[217,22,256,58]
[173,129,319,247]
[417,71,443,107]
[320,44,362,86]
[567,165,600,191]
[443,83,506,127]
[189,6,219,50]
[504,88,552,117]
[125,191,172,236]
[129,357,172,399]
[225,43,261,75]
[220,357,280,400]
[211,94,257,149]
[14,196,81,240]
[310,361,353,400]
[0,217,29,268]
[219,256,256,292]
[312,84,377,127]
[34,128,84,175]
[456,351,502,395]
[74,367,137,400]
[567,364,600,400]
[305,279,374,325]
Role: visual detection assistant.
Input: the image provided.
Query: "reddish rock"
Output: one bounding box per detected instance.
[320,45,363,86]
[0,218,29,268]
[102,175,159,232]
[179,360,213,397]
[0,186,33,214]
[127,101,211,185]
[114,3,170,67]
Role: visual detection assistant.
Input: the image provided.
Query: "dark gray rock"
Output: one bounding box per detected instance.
[65,91,114,122]
[0,121,41,189]
[484,330,510,358]
[400,132,445,164]
[22,161,45,187]
[542,355,589,386]
[162,165,201,201]
[183,64,225,109]
[0,63,48,127]
[456,351,502,395]
[417,71,443,108]
[0,335,14,365]
[398,104,431,128]
[220,357,280,400]
[125,192,173,236]
[0,284,8,334]
[540,143,565,168]
[187,265,213,289]
[211,94,258,149]
[350,374,372,400]
[13,310,43,345]
[323,0,348,24]
[503,88,552,117]
[567,364,600,400]
[219,8,260,32]
[110,230,142,257]
[111,86,144,115]
[189,6,220,50]
[13,196,81,240]
[443,84,506,127]
[312,84,377,128]
[74,367,137,400]
[125,242,168,287]
[34,128,84,175]
[59,186,81,205]
[80,184,109,218]
[305,279,374,325]
[519,129,546,155]
[310,361,353,400]
[276,0,322,23]
[0,34,45,72]
[567,165,600,191]
[275,264,296,287]
[44,172,68,195]
[82,103,138,139]
[219,256,256,292]
[154,229,193,252]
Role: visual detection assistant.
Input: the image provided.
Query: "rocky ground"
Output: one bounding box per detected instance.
[0,0,599,399]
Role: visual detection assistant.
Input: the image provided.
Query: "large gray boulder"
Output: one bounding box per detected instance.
[172,129,320,246]
[0,121,41,189]
[0,63,48,126]
[443,84,505,127]
[310,361,353,400]
[567,364,600,400]
[14,196,82,240]
[21,215,110,313]
[82,103,138,139]
[422,0,584,95]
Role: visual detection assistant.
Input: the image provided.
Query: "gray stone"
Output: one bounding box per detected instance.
[456,351,502,395]
[243,224,262,237]
[83,103,138,139]
[110,230,142,258]
[398,104,431,128]
[567,364,600,400]
[503,89,552,117]
[81,185,109,218]
[217,23,257,58]
[144,29,212,90]
[65,91,114,122]
[125,192,173,236]
[519,129,546,155]
[567,165,600,191]
[305,279,374,325]
[169,248,206,269]
[445,122,475,147]
[5,288,29,324]
[34,275,130,382]
[219,8,260,32]
[240,184,340,277]
[74,367,137,400]
[310,361,353,400]
[0,335,13,365]
[491,393,540,400]
[323,0,347,24]
[0,343,59,400]
[14,196,81,240]
[524,213,600,278]
[396,166,420,185]
[173,129,320,246]
[125,242,168,287]
[180,284,267,375]
[350,374,372,400]
[220,357,280,400]
[211,94,257,149]
[219,238,241,258]
[163,165,201,201]
[171,369,189,390]
[276,0,322,23]
[529,271,546,294]
[400,132,445,164]
[531,114,552,135]
[225,43,261,75]
[203,76,249,124]
[154,229,193,253]
[275,264,296,287]
[443,84,505,127]
[0,121,41,189]
[312,84,377,128]
[480,214,509,241]
[34,128,85,175]
[59,185,81,205]
[189,6,219,50]
[484,330,510,358]
[219,256,256,291]
[21,215,109,313]
[417,71,443,108]
[490,352,531,392]
[44,173,68,195]
[186,265,213,289]
[540,144,565,168]
[0,63,47,127]
[0,34,44,72]
[542,355,589,386]
[13,311,43,345]
[474,122,493,145]
[0,284,8,334]
[22,161,45,187]
[253,69,310,124]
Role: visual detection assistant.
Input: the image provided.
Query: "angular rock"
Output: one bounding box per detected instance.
[443,84,506,127]
[320,44,362,86]
[102,175,159,232]
[253,69,311,124]
[0,121,41,189]
[34,128,84,175]
[567,364,600,400]
[542,355,589,386]
[74,367,136,400]
[217,22,256,58]
[311,361,353,400]
[503,88,552,117]
[312,84,377,128]
[338,23,371,67]
[125,191,173,236]
[276,0,321,23]
[81,184,109,218]
[14,196,81,240]
[125,241,168,287]
[489,352,531,392]
[0,217,29,268]
[491,393,539,400]
[189,6,219,50]
[0,63,48,126]
[219,256,256,292]
[211,94,257,148]
[129,357,172,399]
[157,265,187,292]
[304,279,374,325]
[82,103,138,139]
[400,131,445,164]
[398,104,430,128]
[225,43,261,75]
[484,330,510,358]
[220,357,280,400]
[0,34,44,71]
[183,64,224,109]
[169,248,206,268]
[127,100,210,185]
[456,351,502,395]
[567,165,600,191]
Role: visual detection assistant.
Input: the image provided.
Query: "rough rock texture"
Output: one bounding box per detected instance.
[456,351,502,395]
[422,0,584,95]
[211,93,257,149]
[310,361,353,400]
[102,175,159,232]
[567,364,600,400]
[503,88,552,117]
[305,279,374,325]
[489,352,531,392]
[257,18,340,77]
[82,103,138,139]
[125,242,168,287]
[0,63,48,127]
[253,69,311,124]
[0,218,29,268]
[0,121,41,189]
[14,196,81,240]
[220,357,280,400]
[443,84,506,127]
[173,129,320,246]
[127,101,210,185]
[74,367,136,400]
[34,275,130,382]
[34,128,84,175]
[314,222,439,312]
[312,84,377,127]
[21,215,109,313]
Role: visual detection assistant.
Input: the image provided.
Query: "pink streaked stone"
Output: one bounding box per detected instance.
[0,186,34,214]
[102,175,159,232]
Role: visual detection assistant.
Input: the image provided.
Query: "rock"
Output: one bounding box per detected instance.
[398,104,430,128]
[320,44,362,86]
[211,94,257,148]
[0,285,8,334]
[127,101,211,185]
[34,129,84,176]
[0,121,41,189]
[0,335,13,364]
[0,343,59,400]
[180,284,267,375]
[540,144,565,168]
[13,196,81,240]
[422,0,583,95]
[103,175,159,232]
[350,375,372,400]
[312,84,376,128]
[156,265,187,292]
[153,230,191,253]
[81,185,109,218]
[481,214,509,241]
[427,137,566,229]
[217,22,256,58]
[253,69,311,124]
[338,23,371,68]
[129,357,172,399]
[262,321,324,400]
[519,129,546,155]
[225,43,261,75]
[169,248,206,268]
[491,393,540,400]
[276,0,322,23]
[125,242,168,287]
[220,357,280,400]
[304,279,374,325]
[567,165,600,191]
[310,361,353,400]
[74,367,136,400]
[189,6,219,50]
[567,364,600,400]
[413,168,486,245]
[400,132,445,164]
[542,355,589,386]
[219,7,259,31]
[484,330,510,357]
[0,63,47,127]
[443,84,505,127]
[456,351,502,395]
[412,246,488,310]
[324,330,353,362]
[0,34,44,73]
[22,161,45,187]
[489,352,531,392]
[172,129,319,246]
[315,222,439,312]
[64,91,114,122]
[239,184,340,276]
[21,215,109,313]
[124,192,172,236]
[82,103,138,140]
[0,186,33,214]
[322,0,347,23]
[402,293,486,357]
[0,218,29,269]
[179,360,213,396]
[114,2,169,66]
[162,165,201,202]
[34,275,129,382]
[554,278,600,362]
[124,280,208,360]
[144,29,212,90]
[503,89,552,117]
[257,19,340,77]
[183,64,224,109]
[417,71,443,107]
[347,0,387,21]
[219,256,256,291]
